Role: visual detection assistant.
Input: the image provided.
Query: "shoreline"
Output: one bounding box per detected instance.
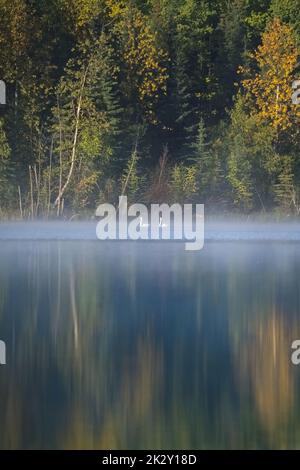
[0,220,300,242]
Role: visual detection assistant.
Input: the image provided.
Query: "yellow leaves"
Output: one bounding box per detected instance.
[105,0,126,19]
[117,5,168,123]
[240,18,300,132]
[61,0,102,30]
[77,172,99,194]
[62,2,169,123]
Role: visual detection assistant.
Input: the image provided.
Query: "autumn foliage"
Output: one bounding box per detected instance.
[240,18,300,132]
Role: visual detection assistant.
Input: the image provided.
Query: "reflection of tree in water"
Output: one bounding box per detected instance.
[0,242,165,449]
[64,335,163,449]
[1,242,300,449]
[236,311,298,446]
[251,314,293,430]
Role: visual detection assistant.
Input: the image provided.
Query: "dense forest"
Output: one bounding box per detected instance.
[0,0,299,218]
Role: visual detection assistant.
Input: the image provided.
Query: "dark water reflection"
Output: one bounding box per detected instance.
[0,241,300,449]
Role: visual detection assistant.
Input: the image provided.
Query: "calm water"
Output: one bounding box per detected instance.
[0,239,300,449]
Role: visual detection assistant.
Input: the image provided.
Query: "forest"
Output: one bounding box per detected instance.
[0,0,300,218]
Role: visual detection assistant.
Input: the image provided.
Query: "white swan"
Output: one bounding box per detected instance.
[139,216,169,228]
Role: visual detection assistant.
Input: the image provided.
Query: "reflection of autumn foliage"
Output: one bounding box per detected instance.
[64,334,163,449]
[240,312,294,437]
[98,335,163,448]
[124,338,163,418]
[252,316,293,432]
[2,389,22,449]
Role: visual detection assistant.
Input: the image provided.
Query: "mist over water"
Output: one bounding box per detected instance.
[0,220,300,241]
[0,223,300,449]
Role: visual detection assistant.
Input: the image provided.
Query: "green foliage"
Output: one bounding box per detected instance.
[270,0,300,37]
[51,34,121,212]
[227,94,276,210]
[0,0,299,217]
[0,121,10,160]
[217,0,271,110]
[170,164,198,203]
[273,156,300,214]
[120,149,141,203]
[0,120,13,213]
[188,119,223,201]
[174,0,219,140]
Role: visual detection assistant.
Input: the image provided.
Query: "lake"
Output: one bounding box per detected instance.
[0,223,300,449]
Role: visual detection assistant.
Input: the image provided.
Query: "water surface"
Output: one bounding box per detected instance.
[0,234,300,449]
